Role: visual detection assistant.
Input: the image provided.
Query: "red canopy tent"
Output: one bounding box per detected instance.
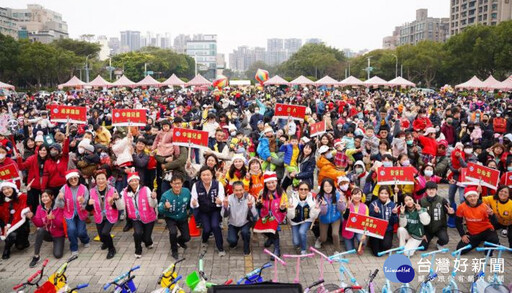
[58,76,85,89]
[111,75,136,88]
[161,74,186,87]
[338,76,364,87]
[364,76,388,87]
[186,74,212,87]
[263,75,289,86]
[455,76,484,90]
[315,75,340,86]
[289,75,315,86]
[0,81,15,90]
[86,75,112,88]
[387,76,416,88]
[481,75,503,91]
[137,75,162,88]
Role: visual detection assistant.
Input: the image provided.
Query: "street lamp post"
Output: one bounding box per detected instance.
[85,54,91,83]
[392,54,398,78]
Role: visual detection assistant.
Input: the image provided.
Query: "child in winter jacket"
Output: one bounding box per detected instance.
[369,185,398,256]
[258,126,278,171]
[397,194,431,256]
[287,182,320,254]
[342,188,369,253]
[279,135,302,187]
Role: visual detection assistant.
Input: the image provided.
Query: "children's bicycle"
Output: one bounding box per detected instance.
[283,253,315,284]
[236,262,272,284]
[418,248,449,293]
[328,249,361,290]
[475,242,512,293]
[310,247,340,292]
[185,252,233,292]
[157,258,186,291]
[151,275,184,293]
[393,246,424,293]
[13,259,50,292]
[365,269,379,293]
[376,246,405,293]
[103,265,141,293]
[442,244,472,293]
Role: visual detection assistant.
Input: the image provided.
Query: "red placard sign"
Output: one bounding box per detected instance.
[376,166,416,185]
[345,213,388,239]
[504,172,512,188]
[49,105,87,124]
[457,168,479,187]
[466,162,500,190]
[172,128,209,149]
[0,163,20,181]
[309,121,326,137]
[112,109,147,126]
[274,103,307,120]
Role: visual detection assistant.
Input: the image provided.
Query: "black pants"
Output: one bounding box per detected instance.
[456,229,500,254]
[4,222,30,252]
[281,176,292,192]
[96,220,115,250]
[27,188,42,213]
[493,223,512,248]
[370,230,394,256]
[165,218,190,253]
[420,228,449,250]
[132,220,155,254]
[34,228,64,258]
[144,169,156,192]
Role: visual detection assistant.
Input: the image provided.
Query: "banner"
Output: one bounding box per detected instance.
[504,172,512,188]
[309,121,326,137]
[345,213,388,239]
[172,128,209,149]
[49,105,87,124]
[0,163,20,181]
[466,162,500,190]
[274,104,307,121]
[112,109,147,126]
[376,166,416,185]
[456,168,479,187]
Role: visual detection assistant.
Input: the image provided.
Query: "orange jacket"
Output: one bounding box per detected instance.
[317,156,345,187]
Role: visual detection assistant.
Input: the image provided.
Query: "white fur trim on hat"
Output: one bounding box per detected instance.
[127,173,140,182]
[65,171,80,180]
[263,171,278,183]
[231,154,247,164]
[318,145,329,154]
[0,181,18,192]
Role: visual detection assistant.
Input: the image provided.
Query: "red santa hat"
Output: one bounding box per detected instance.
[0,180,18,193]
[65,169,80,180]
[263,171,278,183]
[127,172,140,183]
[464,186,479,198]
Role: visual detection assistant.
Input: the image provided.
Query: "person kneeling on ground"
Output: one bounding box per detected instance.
[420,181,454,250]
[397,194,431,256]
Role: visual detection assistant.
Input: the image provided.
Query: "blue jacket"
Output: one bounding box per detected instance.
[279,143,303,166]
[295,156,315,188]
[369,199,398,232]
[319,192,343,224]
[257,136,271,160]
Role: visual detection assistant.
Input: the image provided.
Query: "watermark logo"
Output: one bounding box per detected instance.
[383,254,415,283]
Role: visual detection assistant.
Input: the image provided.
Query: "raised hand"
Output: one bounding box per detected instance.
[445,204,455,215]
[165,200,171,210]
[88,198,95,206]
[415,200,421,211]
[373,202,380,214]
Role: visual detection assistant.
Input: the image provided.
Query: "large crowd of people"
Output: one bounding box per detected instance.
[0,86,511,269]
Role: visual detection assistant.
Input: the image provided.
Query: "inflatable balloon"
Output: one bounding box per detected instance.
[213,75,228,89]
[255,69,269,85]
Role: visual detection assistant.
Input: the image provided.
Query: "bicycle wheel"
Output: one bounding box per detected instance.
[484,284,510,293]
[319,283,340,292]
[393,287,416,293]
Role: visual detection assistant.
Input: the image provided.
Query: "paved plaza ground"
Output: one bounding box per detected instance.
[1,185,511,292]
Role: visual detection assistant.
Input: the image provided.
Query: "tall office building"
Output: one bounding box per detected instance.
[229,46,267,72]
[120,30,141,52]
[0,7,18,38]
[266,38,286,66]
[173,34,190,53]
[450,0,512,36]
[305,38,323,44]
[108,37,120,55]
[186,34,217,79]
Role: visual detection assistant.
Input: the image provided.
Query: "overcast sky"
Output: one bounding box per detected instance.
[4,0,448,54]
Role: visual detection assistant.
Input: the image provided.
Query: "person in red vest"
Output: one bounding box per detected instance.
[122,172,157,258]
[86,170,124,259]
[56,169,90,256]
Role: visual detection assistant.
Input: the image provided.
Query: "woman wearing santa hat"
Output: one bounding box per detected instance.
[190,166,226,256]
[455,185,499,254]
[254,171,287,260]
[122,171,157,258]
[0,180,33,259]
[56,169,90,256]
[86,170,124,259]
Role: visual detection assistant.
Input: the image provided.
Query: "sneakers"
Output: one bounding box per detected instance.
[83,243,90,248]
[101,243,108,250]
[244,251,251,256]
[2,248,10,260]
[218,250,226,257]
[436,243,445,251]
[314,239,322,249]
[106,248,116,260]
[501,229,508,237]
[123,222,133,232]
[29,256,40,268]
[135,254,142,259]
[71,251,78,257]
[146,244,154,249]
[172,251,179,260]
[300,250,307,255]
[178,240,188,250]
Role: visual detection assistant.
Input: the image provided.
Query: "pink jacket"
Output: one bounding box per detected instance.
[90,185,120,224]
[151,129,180,157]
[112,136,134,167]
[32,205,65,238]
[123,186,157,224]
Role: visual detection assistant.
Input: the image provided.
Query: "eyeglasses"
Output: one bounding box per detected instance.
[299,188,309,191]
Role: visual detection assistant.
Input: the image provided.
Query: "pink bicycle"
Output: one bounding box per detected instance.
[263,249,287,282]
[310,247,341,292]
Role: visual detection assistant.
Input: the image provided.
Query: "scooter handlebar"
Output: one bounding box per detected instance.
[377,246,405,257]
[451,244,471,256]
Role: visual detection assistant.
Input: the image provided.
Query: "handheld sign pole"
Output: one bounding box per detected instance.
[394,179,398,203]
[358,228,368,254]
[187,141,192,162]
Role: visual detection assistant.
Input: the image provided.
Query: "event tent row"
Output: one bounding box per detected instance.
[56,74,208,89]
[455,75,512,91]
[264,75,416,88]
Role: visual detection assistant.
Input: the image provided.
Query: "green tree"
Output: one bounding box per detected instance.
[244,61,276,81]
[0,34,20,82]
[17,40,58,87]
[52,38,101,58]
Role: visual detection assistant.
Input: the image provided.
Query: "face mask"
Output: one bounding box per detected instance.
[230,131,236,136]
[340,184,349,191]
[50,150,59,157]
[78,147,85,154]
[464,148,473,154]
[402,160,410,166]
[406,140,413,146]
[355,168,363,174]
[383,161,393,167]
[424,170,433,177]
[508,167,512,172]
[0,154,5,159]
[325,152,333,159]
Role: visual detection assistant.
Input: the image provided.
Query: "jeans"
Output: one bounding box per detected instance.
[34,229,64,258]
[448,184,465,204]
[227,223,252,254]
[199,210,223,251]
[165,218,191,253]
[291,222,312,251]
[96,220,115,250]
[65,216,89,252]
[344,233,363,251]
[132,220,155,255]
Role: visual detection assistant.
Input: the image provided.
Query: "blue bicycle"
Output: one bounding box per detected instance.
[104,265,141,293]
[236,262,272,284]
[393,246,424,293]
[474,242,512,293]
[377,246,405,293]
[442,244,471,293]
[419,247,449,293]
[328,249,362,290]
